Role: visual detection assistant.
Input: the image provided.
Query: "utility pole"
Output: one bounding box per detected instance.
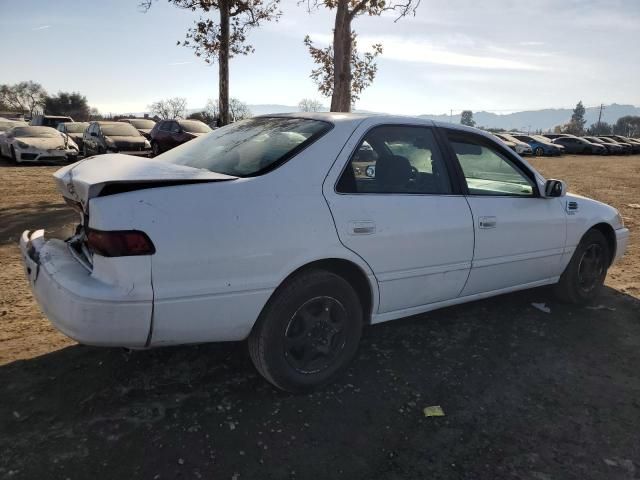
[597,103,605,134]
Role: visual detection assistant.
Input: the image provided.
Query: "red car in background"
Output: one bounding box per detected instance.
[149,119,212,156]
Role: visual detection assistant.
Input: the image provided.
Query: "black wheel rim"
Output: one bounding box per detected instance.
[577,243,605,294]
[283,296,348,374]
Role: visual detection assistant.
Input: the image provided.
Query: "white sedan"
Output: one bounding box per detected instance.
[20,113,629,392]
[1,126,79,163]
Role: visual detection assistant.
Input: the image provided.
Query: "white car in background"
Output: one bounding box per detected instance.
[20,113,629,392]
[495,132,534,156]
[1,126,79,163]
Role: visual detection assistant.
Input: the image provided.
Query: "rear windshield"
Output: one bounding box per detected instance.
[13,126,60,137]
[178,120,212,133]
[0,121,27,130]
[126,119,155,129]
[100,123,141,136]
[159,117,332,177]
[42,117,72,127]
[65,122,89,133]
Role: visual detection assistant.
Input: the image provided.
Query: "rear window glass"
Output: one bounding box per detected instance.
[126,119,155,129]
[64,123,89,133]
[100,123,141,136]
[159,117,332,177]
[13,126,60,137]
[177,120,212,133]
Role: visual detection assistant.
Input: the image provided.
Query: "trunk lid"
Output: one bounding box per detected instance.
[54,153,237,208]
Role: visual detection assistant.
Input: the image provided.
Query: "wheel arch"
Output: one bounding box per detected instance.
[587,222,616,266]
[264,258,376,326]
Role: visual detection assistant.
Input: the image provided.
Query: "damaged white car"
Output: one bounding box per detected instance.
[20,114,629,392]
[1,126,79,163]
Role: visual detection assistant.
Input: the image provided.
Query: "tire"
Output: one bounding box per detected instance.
[555,229,610,304]
[152,142,160,157]
[10,146,18,164]
[248,270,363,393]
[535,146,544,156]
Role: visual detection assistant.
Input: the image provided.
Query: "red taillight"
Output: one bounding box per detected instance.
[86,229,155,257]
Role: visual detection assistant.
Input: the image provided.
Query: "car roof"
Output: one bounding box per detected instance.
[255,112,495,137]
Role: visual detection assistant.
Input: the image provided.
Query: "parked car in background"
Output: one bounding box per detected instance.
[31,115,74,129]
[512,134,562,156]
[542,133,575,140]
[149,119,212,156]
[57,122,89,152]
[83,121,151,157]
[19,114,628,392]
[604,135,640,154]
[584,136,626,155]
[552,136,606,155]
[0,126,78,163]
[119,118,156,139]
[597,137,632,155]
[495,133,533,155]
[0,119,28,134]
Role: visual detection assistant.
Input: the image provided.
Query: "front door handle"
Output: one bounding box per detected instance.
[479,216,497,229]
[350,221,376,235]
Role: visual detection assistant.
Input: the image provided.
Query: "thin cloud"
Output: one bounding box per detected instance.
[31,25,50,31]
[519,41,545,46]
[167,61,193,66]
[307,34,545,71]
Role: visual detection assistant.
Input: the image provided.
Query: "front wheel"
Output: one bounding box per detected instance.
[10,146,18,164]
[248,270,363,393]
[535,146,544,156]
[555,229,610,304]
[152,142,160,157]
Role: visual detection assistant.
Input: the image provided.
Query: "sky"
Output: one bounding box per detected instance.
[1,0,639,116]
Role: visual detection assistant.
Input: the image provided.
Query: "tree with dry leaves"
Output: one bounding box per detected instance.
[303,0,420,112]
[149,97,188,119]
[304,33,381,110]
[140,0,280,125]
[298,98,324,112]
[0,81,48,117]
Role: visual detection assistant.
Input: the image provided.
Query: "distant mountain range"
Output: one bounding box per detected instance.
[238,103,640,132]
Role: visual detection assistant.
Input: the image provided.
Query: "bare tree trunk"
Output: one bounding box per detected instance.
[330,0,352,113]
[219,0,231,125]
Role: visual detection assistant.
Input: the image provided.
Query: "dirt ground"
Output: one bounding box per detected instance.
[1,155,639,479]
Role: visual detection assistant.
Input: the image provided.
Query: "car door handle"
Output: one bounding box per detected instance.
[479,216,497,229]
[350,221,376,235]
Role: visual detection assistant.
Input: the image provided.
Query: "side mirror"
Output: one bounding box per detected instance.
[544,179,566,197]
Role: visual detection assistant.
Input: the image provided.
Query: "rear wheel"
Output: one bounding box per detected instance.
[248,270,363,393]
[555,229,610,304]
[535,146,544,156]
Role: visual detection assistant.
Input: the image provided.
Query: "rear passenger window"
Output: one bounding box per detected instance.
[337,125,451,194]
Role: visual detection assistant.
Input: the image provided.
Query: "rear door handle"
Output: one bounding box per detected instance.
[479,216,497,229]
[350,221,376,235]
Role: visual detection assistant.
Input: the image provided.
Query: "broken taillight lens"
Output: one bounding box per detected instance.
[86,229,156,257]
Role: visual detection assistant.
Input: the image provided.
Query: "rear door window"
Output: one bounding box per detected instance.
[336,125,451,194]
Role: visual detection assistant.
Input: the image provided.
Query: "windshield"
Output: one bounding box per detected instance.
[500,133,520,143]
[126,119,155,129]
[0,121,27,131]
[159,117,332,177]
[101,123,141,136]
[42,117,72,127]
[13,126,61,138]
[65,123,89,133]
[178,120,212,134]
